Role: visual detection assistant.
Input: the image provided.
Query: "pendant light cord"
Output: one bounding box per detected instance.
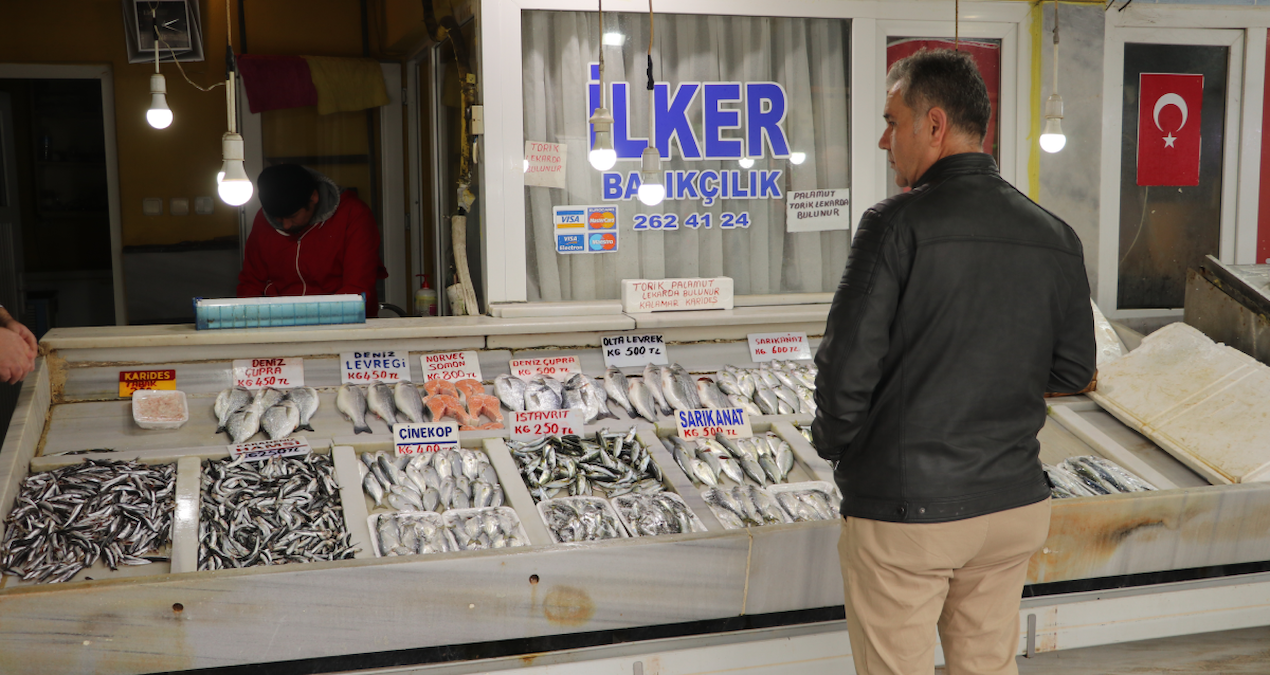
[1052,0,1059,94]
[954,0,959,50]
[597,0,605,111]
[647,0,655,152]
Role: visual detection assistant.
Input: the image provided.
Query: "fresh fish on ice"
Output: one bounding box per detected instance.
[286,387,320,432]
[336,384,373,434]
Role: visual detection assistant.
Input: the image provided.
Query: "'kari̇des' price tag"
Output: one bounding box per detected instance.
[341,350,411,384]
[421,351,483,382]
[511,410,584,441]
[747,332,811,362]
[229,436,312,462]
[118,369,176,398]
[509,356,581,381]
[233,358,304,389]
[676,408,752,440]
[393,422,459,457]
[601,334,668,368]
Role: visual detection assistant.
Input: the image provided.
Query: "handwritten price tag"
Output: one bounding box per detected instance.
[601,334,668,368]
[341,350,411,384]
[511,410,584,441]
[509,356,581,381]
[118,369,176,398]
[747,332,811,362]
[421,351,483,382]
[393,421,459,457]
[676,408,752,440]
[229,436,312,462]
[233,357,304,389]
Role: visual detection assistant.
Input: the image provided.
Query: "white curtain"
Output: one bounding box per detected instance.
[523,12,851,301]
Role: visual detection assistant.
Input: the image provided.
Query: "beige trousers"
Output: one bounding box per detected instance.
[837,499,1051,675]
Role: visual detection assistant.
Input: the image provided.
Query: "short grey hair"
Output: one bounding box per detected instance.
[885,49,991,141]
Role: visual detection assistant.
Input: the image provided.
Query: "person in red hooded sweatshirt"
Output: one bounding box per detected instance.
[237,164,388,317]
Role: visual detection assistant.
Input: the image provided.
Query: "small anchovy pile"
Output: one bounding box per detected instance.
[713,362,817,416]
[613,493,706,537]
[373,512,455,557]
[215,386,319,444]
[508,428,664,502]
[1,459,174,584]
[773,486,840,522]
[1046,456,1157,498]
[360,449,504,513]
[446,507,528,550]
[199,454,356,570]
[702,485,789,529]
[540,497,626,542]
[667,432,794,488]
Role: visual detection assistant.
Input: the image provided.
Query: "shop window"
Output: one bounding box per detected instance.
[1117,43,1227,310]
[521,11,851,301]
[259,107,379,219]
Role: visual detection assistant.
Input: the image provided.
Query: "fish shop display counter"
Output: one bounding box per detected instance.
[1,309,1269,673]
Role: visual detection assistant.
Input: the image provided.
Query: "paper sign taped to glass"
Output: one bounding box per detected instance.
[525,140,567,189]
[786,188,850,232]
[554,205,618,254]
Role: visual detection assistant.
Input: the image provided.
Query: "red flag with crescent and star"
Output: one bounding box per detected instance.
[1137,73,1204,186]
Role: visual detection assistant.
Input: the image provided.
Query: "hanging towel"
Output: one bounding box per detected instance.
[236,54,319,113]
[302,56,390,115]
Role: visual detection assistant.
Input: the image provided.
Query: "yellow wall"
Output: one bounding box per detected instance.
[0,0,391,247]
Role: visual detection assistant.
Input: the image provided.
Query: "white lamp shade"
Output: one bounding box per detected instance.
[147,74,172,129]
[588,107,617,171]
[637,146,664,205]
[218,132,253,205]
[1040,117,1066,153]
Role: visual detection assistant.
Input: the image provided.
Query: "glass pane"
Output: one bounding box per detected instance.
[522,11,851,301]
[884,38,1001,198]
[260,107,377,211]
[1118,43,1227,310]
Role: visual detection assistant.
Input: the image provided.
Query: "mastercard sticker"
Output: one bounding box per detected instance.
[587,206,617,230]
[588,232,618,252]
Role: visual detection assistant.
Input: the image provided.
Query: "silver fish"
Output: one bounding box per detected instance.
[772,386,801,411]
[603,367,635,417]
[366,382,397,429]
[728,394,763,417]
[566,374,618,424]
[227,401,263,444]
[627,378,660,422]
[643,364,672,415]
[525,378,562,411]
[363,471,386,507]
[261,400,300,440]
[775,440,795,481]
[253,387,285,410]
[671,364,701,410]
[394,381,427,424]
[285,387,319,432]
[336,384,373,434]
[494,374,528,412]
[715,369,742,396]
[214,387,252,433]
[753,386,780,416]
[696,378,730,410]
[660,367,695,412]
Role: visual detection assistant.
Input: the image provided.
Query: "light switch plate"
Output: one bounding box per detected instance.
[142,198,163,216]
[170,197,190,216]
[194,196,214,215]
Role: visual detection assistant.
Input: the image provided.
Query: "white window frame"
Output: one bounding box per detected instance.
[1098,6,1268,321]
[478,0,1034,306]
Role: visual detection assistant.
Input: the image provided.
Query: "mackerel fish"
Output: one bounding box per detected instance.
[540,497,626,542]
[509,427,664,502]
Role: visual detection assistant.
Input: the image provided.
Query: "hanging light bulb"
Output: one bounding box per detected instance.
[147,74,173,129]
[789,151,806,165]
[1040,94,1066,153]
[588,108,617,170]
[218,132,253,206]
[603,32,624,46]
[637,146,664,205]
[738,157,754,169]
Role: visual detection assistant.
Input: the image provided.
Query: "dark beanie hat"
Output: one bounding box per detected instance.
[258,164,318,218]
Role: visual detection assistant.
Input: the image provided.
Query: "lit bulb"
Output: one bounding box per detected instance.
[147,74,172,129]
[588,107,617,171]
[637,146,665,206]
[1040,93,1066,154]
[738,157,754,169]
[216,170,225,184]
[217,132,254,206]
[789,151,806,165]
[603,32,624,46]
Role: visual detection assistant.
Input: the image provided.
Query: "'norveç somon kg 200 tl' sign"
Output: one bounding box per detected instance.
[587,63,789,218]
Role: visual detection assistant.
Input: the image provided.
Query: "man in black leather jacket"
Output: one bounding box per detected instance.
[813,50,1095,675]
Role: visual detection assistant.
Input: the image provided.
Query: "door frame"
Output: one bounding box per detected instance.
[0,64,125,326]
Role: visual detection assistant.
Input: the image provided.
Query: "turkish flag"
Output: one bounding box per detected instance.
[1137,73,1204,186]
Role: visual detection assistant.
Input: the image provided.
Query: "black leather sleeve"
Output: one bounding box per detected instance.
[1047,263,1097,394]
[812,208,905,463]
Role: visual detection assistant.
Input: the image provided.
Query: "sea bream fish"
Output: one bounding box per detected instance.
[524,376,562,411]
[336,384,373,434]
[285,387,319,431]
[226,400,264,444]
[261,400,300,440]
[494,374,527,412]
[214,386,253,434]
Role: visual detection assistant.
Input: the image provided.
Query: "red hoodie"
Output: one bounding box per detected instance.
[237,190,387,317]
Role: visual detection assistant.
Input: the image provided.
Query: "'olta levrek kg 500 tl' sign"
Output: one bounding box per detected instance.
[588,63,789,208]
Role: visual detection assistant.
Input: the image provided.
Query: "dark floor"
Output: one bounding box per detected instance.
[1012,626,1270,674]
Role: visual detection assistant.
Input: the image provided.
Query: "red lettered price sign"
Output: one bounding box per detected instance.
[421,351,482,382]
[676,408,753,440]
[341,350,411,384]
[509,356,581,381]
[747,332,811,363]
[233,357,305,389]
[511,409,584,441]
[393,421,459,457]
[229,436,312,462]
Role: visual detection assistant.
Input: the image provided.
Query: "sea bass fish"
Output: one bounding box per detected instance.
[603,367,635,417]
[336,384,373,434]
[366,382,397,429]
[660,367,695,412]
[394,381,427,424]
[627,378,660,422]
[696,378,729,410]
[643,364,672,416]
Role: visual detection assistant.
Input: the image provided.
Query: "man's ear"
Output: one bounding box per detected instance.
[310,189,320,207]
[926,106,950,147]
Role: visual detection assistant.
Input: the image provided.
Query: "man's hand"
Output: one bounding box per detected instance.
[0,327,34,384]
